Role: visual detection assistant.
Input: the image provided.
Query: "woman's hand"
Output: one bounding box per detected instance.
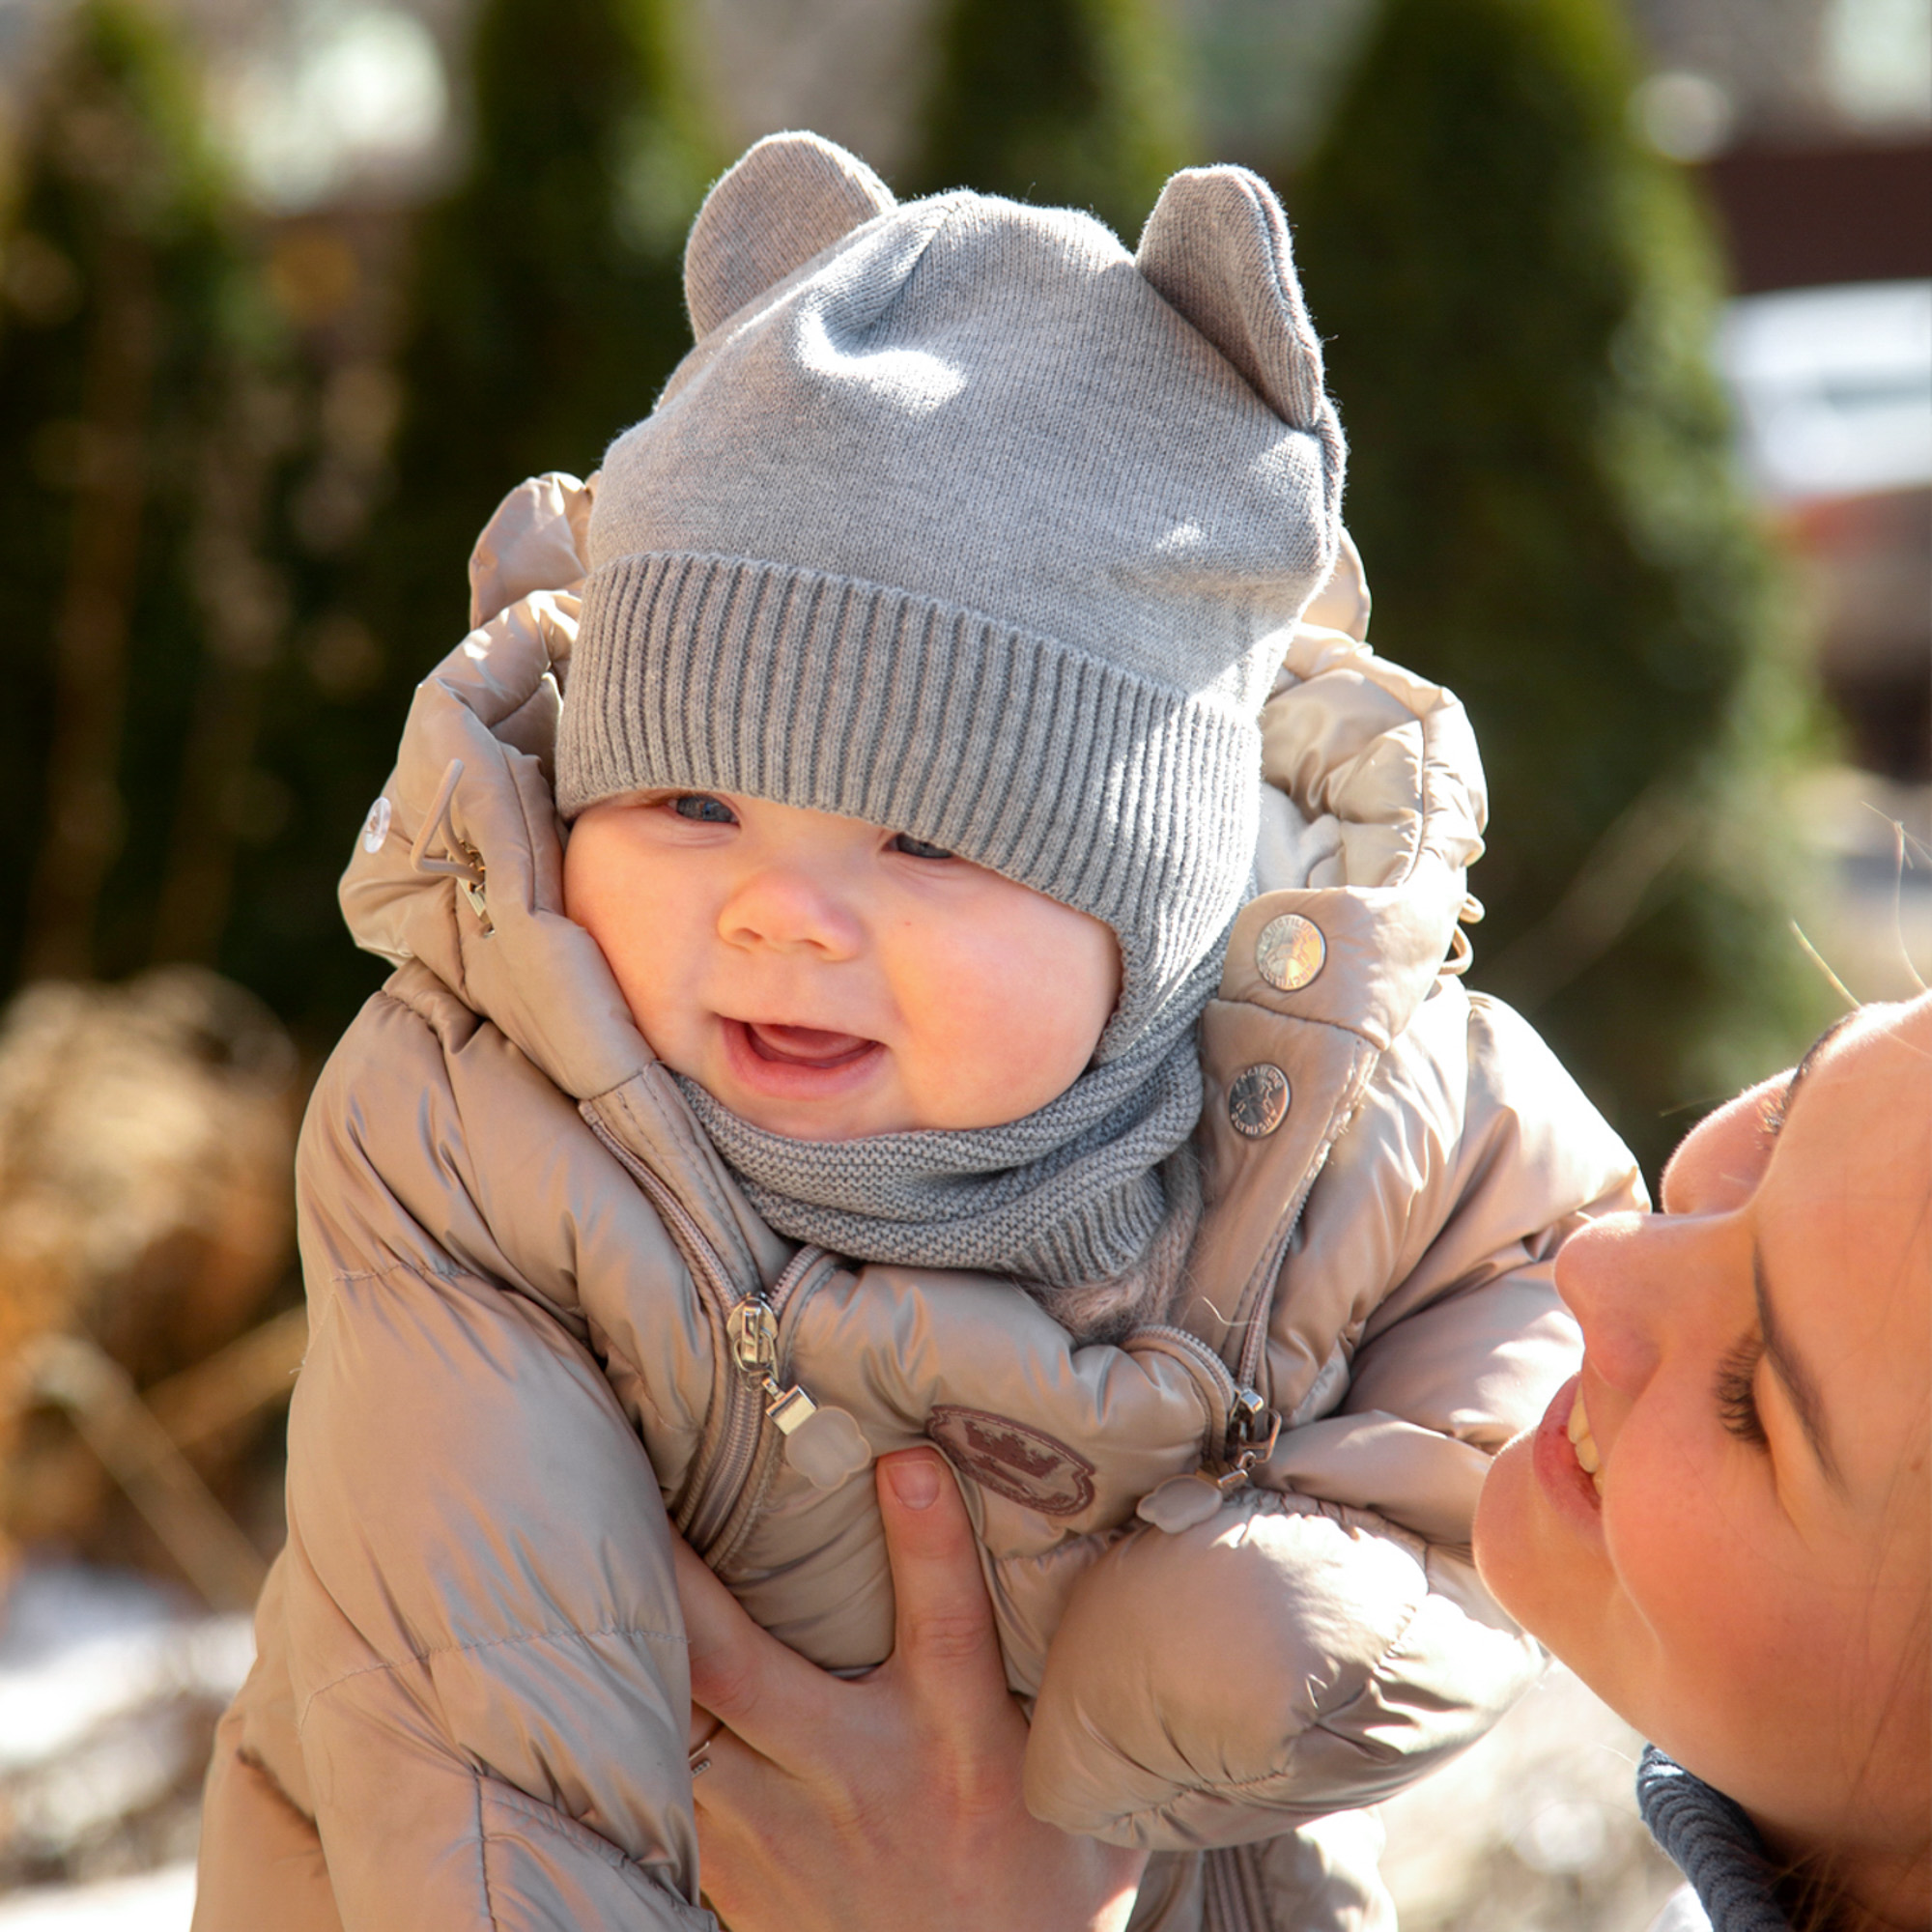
[672,1449,1148,1932]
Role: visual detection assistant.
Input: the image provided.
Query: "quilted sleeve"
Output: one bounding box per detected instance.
[1023,1491,1531,1845]
[1266,987,1645,1544]
[1024,987,1644,1846]
[275,996,717,1931]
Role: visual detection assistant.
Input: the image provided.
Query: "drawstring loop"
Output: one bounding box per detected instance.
[410,758,491,928]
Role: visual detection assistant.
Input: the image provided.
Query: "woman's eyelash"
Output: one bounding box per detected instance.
[1756,1086,1790,1140]
[1715,1337,1769,1447]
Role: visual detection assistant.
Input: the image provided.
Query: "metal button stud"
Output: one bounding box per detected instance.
[1228,1064,1291,1138]
[360,796,392,854]
[1256,912,1325,991]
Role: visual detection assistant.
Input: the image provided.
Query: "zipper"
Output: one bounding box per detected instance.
[703,1247,843,1570]
[1128,1321,1280,1490]
[1148,1049,1378,1521]
[700,1244,835,1553]
[1163,1151,1328,1506]
[725,1246,833,1437]
[583,1109,834,1557]
[1128,1322,1239,1441]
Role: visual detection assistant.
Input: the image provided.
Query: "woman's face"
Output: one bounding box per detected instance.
[1475,996,1931,1915]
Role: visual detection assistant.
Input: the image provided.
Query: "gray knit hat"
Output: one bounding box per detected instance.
[556,131,1345,1061]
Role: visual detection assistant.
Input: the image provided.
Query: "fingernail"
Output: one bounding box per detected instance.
[885,1453,941,1510]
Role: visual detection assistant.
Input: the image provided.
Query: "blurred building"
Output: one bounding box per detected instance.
[1615,0,1932,1000]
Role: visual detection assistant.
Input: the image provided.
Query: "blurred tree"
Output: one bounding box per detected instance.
[1292,0,1830,1179]
[0,0,297,996]
[362,0,711,661]
[907,0,1189,237]
[216,0,716,1042]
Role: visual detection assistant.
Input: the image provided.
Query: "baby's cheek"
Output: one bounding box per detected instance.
[560,810,641,940]
[561,831,683,1049]
[893,964,1083,1125]
[891,877,1116,1122]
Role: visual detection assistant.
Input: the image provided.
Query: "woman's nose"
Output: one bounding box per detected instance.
[1554,1210,1664,1396]
[718,863,865,959]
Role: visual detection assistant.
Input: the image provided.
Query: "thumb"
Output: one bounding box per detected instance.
[875,1450,1011,1719]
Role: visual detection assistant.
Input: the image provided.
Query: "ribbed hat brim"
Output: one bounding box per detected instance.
[558,550,1261,1055]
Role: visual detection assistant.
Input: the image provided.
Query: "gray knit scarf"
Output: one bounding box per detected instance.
[677,947,1218,1338]
[1637,1747,1793,1932]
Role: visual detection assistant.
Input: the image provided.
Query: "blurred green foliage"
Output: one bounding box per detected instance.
[0,0,717,1051]
[227,0,716,1042]
[363,0,712,658]
[0,0,290,997]
[1292,0,1830,1178]
[907,0,1188,236]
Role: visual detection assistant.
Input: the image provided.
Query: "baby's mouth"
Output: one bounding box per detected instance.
[1566,1387,1606,1496]
[740,1021,879,1069]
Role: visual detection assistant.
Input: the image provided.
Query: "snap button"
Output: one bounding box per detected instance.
[360,796,392,854]
[1256,912,1325,991]
[1228,1064,1291,1138]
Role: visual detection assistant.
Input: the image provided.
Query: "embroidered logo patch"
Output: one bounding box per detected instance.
[927,1406,1096,1517]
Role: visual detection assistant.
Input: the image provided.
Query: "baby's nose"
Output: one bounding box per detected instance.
[719,865,866,958]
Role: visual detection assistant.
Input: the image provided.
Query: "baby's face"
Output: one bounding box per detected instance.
[564,790,1121,1140]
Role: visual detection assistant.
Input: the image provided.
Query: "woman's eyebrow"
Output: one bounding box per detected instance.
[1751,1246,1844,1492]
[1763,1010,1861,1139]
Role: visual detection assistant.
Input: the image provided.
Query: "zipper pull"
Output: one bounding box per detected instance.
[409,758,492,929]
[1222,1387,1283,1487]
[724,1295,870,1490]
[1229,1388,1278,1455]
[727,1298,820,1435]
[1136,1388,1281,1534]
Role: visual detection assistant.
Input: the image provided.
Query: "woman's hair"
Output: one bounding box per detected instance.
[1779,1853,1861,1932]
[1777,1399,1932,1932]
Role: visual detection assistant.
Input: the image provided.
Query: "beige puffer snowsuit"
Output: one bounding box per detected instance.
[192,474,1643,1932]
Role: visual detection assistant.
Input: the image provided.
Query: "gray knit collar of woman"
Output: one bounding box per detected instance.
[677,943,1220,1343]
[1637,1747,1792,1932]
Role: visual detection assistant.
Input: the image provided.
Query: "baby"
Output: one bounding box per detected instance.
[193,134,1643,1932]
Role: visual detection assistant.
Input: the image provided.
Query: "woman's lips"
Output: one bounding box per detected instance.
[1532,1373,1605,1534]
[721,1018,885,1100]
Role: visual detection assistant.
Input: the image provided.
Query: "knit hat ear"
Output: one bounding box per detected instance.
[686,131,897,340]
[1135,165,1327,433]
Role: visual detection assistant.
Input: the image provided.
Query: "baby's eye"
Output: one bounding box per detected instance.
[670,794,736,825]
[892,833,955,861]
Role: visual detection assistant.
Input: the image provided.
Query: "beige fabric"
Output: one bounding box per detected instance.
[193,474,1642,1931]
